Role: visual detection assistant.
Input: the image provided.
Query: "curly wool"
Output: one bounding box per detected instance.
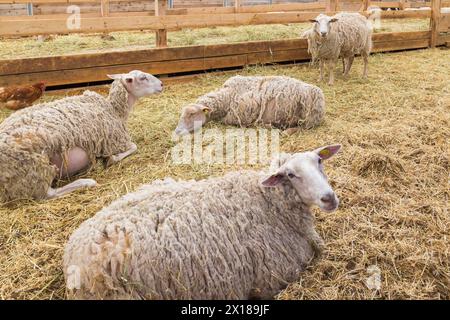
[0,80,134,202]
[304,12,372,63]
[197,75,325,130]
[63,160,324,299]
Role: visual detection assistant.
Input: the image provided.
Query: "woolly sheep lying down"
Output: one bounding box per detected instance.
[174,75,325,136]
[0,70,163,202]
[302,13,372,85]
[63,144,341,299]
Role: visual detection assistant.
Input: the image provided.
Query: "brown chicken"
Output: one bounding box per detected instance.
[0,82,46,110]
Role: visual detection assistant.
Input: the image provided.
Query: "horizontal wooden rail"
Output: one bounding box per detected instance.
[1,30,447,88]
[440,13,450,32]
[0,10,432,36]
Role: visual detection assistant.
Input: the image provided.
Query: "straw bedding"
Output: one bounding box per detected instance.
[0,48,448,299]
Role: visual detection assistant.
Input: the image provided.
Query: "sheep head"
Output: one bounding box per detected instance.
[107,70,163,98]
[262,144,341,212]
[174,103,211,136]
[309,14,339,38]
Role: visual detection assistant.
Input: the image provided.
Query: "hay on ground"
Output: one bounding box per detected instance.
[0,48,449,299]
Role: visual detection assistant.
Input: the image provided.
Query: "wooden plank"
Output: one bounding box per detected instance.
[0,11,325,36]
[372,39,430,52]
[430,0,442,47]
[0,38,307,75]
[379,10,431,19]
[437,33,450,45]
[372,30,430,41]
[439,13,450,32]
[0,48,311,87]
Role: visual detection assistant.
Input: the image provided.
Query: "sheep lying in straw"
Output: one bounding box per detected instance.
[0,70,163,202]
[63,144,341,299]
[302,12,372,85]
[174,75,325,135]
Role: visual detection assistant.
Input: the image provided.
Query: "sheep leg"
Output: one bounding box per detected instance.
[344,56,354,77]
[362,53,369,79]
[342,58,346,75]
[318,60,325,82]
[46,179,97,199]
[327,61,336,85]
[105,143,137,168]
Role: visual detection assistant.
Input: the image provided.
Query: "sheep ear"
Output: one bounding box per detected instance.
[314,144,341,160]
[330,18,338,23]
[125,77,133,83]
[309,19,317,23]
[107,74,123,80]
[201,106,211,114]
[261,173,285,187]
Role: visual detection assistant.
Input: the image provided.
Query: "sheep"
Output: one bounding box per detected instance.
[174,75,325,136]
[0,70,163,203]
[63,144,342,299]
[302,12,373,85]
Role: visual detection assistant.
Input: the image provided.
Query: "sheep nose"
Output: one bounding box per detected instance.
[321,193,336,205]
[320,32,327,37]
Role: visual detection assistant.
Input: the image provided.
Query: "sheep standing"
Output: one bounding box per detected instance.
[302,13,372,85]
[0,70,163,202]
[174,75,325,135]
[63,144,341,299]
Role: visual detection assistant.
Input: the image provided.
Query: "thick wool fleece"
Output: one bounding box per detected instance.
[63,165,325,299]
[0,80,134,202]
[197,76,325,130]
[305,13,372,63]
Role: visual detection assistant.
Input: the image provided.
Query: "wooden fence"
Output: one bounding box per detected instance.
[0,0,449,87]
[1,0,448,41]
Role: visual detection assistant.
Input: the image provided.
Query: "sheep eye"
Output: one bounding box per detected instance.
[287,173,295,179]
[318,158,322,165]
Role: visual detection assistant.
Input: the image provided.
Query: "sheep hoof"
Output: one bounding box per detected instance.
[81,179,97,188]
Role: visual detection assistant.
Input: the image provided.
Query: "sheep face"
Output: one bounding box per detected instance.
[174,104,211,136]
[107,70,163,98]
[262,144,341,212]
[309,14,338,39]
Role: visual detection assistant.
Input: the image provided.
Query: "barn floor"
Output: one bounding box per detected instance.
[0,47,449,299]
[0,19,429,59]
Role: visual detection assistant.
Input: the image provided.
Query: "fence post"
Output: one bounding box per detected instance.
[430,0,442,47]
[101,0,110,16]
[326,0,338,13]
[363,0,370,11]
[155,0,168,48]
[100,0,110,38]
[235,0,241,13]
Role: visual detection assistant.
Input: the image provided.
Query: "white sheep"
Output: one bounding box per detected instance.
[174,75,325,136]
[0,70,163,202]
[302,12,373,85]
[63,144,341,299]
